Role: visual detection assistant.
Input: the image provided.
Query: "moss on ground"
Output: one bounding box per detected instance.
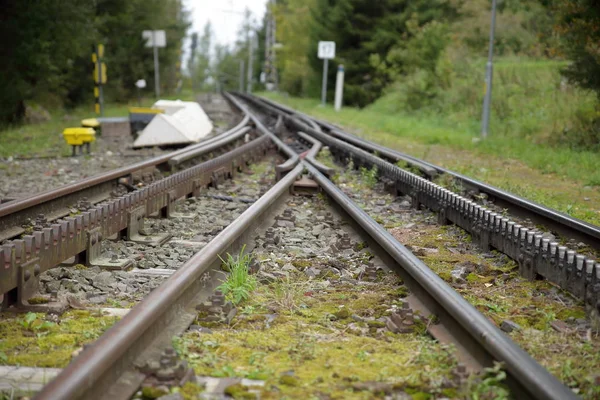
[176,260,474,399]
[388,223,600,398]
[0,310,119,368]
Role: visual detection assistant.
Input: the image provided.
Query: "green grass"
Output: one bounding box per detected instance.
[0,88,197,158]
[217,245,257,305]
[258,59,600,226]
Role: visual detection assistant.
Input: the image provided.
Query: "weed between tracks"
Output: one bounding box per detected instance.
[311,153,600,397]
[174,171,516,399]
[178,266,470,399]
[218,245,258,305]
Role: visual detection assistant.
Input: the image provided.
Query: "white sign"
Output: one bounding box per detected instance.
[142,30,166,48]
[318,41,336,59]
[135,79,147,89]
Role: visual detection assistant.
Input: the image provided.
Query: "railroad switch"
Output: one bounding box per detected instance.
[62,127,96,156]
[291,175,320,195]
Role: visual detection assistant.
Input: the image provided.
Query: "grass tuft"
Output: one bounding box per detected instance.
[217,245,257,305]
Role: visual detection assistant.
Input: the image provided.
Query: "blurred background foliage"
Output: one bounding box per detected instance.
[0,0,188,123]
[268,0,600,150]
[1,0,599,149]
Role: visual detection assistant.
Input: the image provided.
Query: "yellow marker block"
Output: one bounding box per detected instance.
[63,128,96,146]
[95,104,100,114]
[81,118,100,128]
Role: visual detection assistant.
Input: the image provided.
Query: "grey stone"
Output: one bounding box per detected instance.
[312,224,324,236]
[88,295,108,304]
[550,320,570,333]
[281,263,298,273]
[500,320,521,333]
[451,267,468,283]
[305,267,320,278]
[189,325,213,334]
[45,280,61,293]
[92,271,116,288]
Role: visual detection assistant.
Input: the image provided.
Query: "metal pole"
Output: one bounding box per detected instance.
[334,64,345,111]
[321,58,329,105]
[481,0,497,138]
[247,33,254,93]
[239,60,245,92]
[96,45,104,117]
[153,31,160,98]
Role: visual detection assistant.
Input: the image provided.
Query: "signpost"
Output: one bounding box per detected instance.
[92,44,107,116]
[318,41,336,105]
[142,30,166,98]
[334,64,345,112]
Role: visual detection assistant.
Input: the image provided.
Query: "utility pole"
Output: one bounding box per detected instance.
[481,0,498,138]
[247,32,256,93]
[153,31,160,98]
[189,32,198,93]
[239,60,245,92]
[264,0,278,90]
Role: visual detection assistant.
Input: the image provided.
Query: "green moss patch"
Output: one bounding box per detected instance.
[388,224,600,398]
[0,310,119,368]
[176,268,468,399]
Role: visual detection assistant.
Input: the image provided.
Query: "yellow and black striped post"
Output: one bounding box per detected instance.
[92,44,107,116]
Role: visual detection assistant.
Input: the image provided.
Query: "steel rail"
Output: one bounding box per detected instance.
[0,113,250,242]
[251,93,600,250]
[223,93,300,180]
[237,92,600,314]
[305,161,577,400]
[234,92,438,177]
[168,126,253,168]
[36,98,576,400]
[35,162,305,400]
[1,136,271,309]
[295,131,336,177]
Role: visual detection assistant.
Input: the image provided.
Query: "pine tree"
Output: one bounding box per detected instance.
[554,0,600,98]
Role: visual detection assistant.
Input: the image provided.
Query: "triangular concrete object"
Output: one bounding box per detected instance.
[133,114,197,148]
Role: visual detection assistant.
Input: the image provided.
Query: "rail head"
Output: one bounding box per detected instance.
[304,161,578,400]
[34,158,305,400]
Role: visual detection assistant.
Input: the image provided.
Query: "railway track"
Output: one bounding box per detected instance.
[0,93,595,399]
[236,92,600,321]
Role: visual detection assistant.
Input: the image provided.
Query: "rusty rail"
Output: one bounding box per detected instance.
[33,98,577,400]
[0,113,250,243]
[1,135,271,310]
[34,162,304,400]
[237,92,600,319]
